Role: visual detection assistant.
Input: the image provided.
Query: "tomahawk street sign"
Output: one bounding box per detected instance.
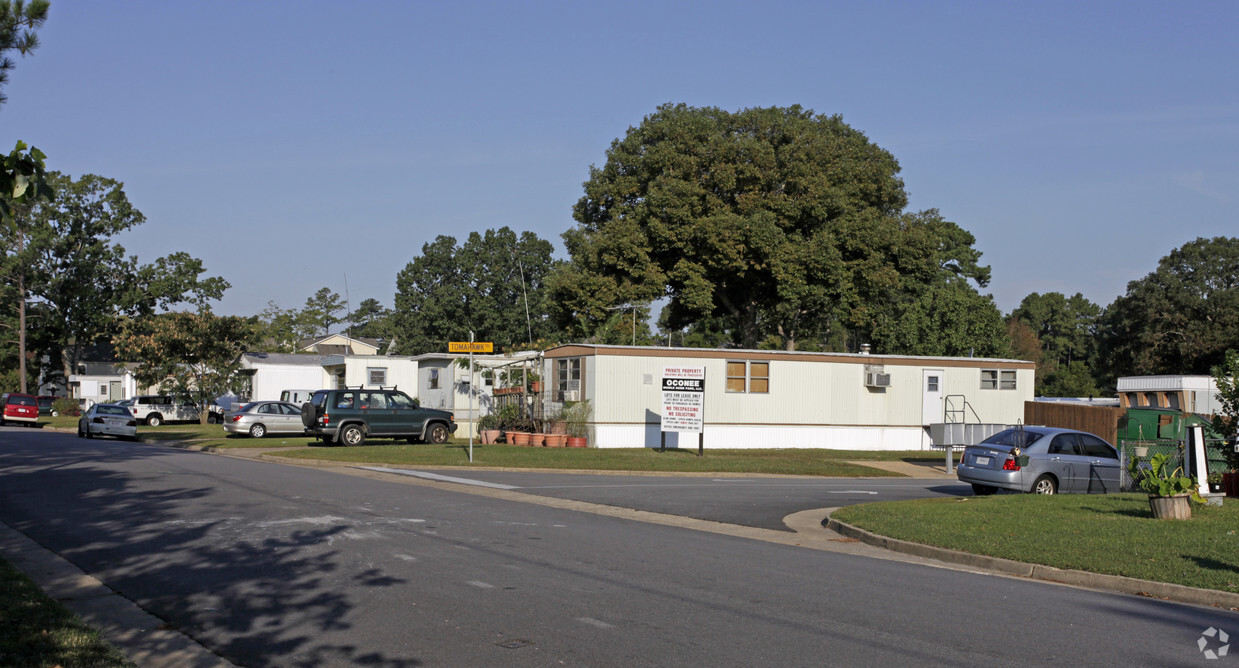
[661,366,705,434]
[449,341,493,353]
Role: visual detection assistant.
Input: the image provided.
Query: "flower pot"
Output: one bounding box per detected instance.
[1148,494,1192,520]
[509,431,531,446]
[1134,446,1148,458]
[480,429,501,445]
[544,433,565,447]
[566,436,587,448]
[530,381,542,393]
[1208,482,1223,494]
[1014,455,1030,467]
[529,432,546,447]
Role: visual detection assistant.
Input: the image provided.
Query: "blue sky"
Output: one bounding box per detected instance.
[3,0,1236,322]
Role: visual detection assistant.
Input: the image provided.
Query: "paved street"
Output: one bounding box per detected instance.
[1,426,1236,667]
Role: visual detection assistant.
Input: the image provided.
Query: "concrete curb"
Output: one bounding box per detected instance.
[0,521,234,667]
[825,514,1239,611]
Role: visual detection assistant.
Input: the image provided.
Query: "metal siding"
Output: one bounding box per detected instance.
[249,365,325,401]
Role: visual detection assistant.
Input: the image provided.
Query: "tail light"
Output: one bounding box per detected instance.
[1002,456,1021,471]
[93,417,105,424]
[231,415,243,422]
[322,411,329,426]
[127,420,137,427]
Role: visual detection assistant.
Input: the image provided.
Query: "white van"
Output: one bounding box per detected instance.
[280,389,315,405]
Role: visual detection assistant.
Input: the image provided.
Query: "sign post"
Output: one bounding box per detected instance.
[449,338,493,462]
[660,366,706,457]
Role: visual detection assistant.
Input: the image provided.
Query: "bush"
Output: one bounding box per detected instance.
[51,397,79,417]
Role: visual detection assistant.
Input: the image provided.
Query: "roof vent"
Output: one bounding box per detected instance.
[860,343,871,355]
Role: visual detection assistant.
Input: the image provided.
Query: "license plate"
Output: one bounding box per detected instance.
[976,456,990,466]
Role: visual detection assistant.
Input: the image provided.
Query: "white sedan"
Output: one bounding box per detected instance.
[78,403,139,441]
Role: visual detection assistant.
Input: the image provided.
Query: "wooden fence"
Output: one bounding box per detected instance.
[1023,401,1125,443]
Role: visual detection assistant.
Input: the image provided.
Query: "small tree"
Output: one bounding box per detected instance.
[1210,349,1239,471]
[114,310,259,424]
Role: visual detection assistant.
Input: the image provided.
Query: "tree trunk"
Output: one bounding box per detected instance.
[18,274,27,393]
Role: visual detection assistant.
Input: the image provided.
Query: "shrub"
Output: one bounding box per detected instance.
[51,397,79,417]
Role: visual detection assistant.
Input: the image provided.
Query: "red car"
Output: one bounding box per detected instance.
[1,392,40,427]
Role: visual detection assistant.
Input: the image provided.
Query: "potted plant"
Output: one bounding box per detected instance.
[477,413,501,445]
[1207,471,1224,494]
[562,399,591,448]
[1128,452,1200,520]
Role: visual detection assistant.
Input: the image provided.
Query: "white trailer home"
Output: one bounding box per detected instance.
[237,353,327,401]
[541,345,1035,450]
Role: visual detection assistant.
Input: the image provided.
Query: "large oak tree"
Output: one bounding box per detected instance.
[554,103,1001,352]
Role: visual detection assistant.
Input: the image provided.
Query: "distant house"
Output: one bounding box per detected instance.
[1116,375,1221,415]
[296,333,382,356]
[68,362,141,407]
[539,344,1035,450]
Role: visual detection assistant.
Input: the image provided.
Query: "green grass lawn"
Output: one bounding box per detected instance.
[833,494,1239,593]
[0,554,134,667]
[42,416,934,475]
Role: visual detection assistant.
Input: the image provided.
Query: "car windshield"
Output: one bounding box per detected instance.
[38,397,52,407]
[239,402,259,412]
[981,428,1045,448]
[7,395,36,406]
[97,405,129,416]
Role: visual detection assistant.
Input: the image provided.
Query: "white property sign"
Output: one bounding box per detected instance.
[661,366,705,433]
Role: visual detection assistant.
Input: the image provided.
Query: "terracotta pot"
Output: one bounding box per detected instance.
[566,436,587,448]
[1148,494,1192,520]
[530,381,542,393]
[480,429,501,445]
[529,433,546,447]
[543,433,565,447]
[509,431,531,446]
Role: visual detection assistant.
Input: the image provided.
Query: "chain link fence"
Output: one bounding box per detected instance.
[1118,438,1228,492]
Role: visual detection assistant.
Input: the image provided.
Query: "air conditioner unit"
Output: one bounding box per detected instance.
[563,390,580,402]
[864,372,891,388]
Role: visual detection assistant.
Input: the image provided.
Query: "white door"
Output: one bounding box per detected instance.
[922,370,944,426]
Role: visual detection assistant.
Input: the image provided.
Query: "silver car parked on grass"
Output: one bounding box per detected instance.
[956,426,1122,495]
[77,403,139,441]
[223,401,305,438]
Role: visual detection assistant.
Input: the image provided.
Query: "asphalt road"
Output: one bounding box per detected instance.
[354,468,971,531]
[1,426,1236,667]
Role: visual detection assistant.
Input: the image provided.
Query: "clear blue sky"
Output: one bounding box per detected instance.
[3,0,1236,321]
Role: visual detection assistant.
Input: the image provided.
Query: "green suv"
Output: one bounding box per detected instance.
[300,388,457,446]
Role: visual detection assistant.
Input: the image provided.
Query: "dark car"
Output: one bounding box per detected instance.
[1,392,40,427]
[301,388,456,446]
[37,395,56,416]
[956,426,1122,495]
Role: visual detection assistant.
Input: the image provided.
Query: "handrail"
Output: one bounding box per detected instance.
[943,394,982,424]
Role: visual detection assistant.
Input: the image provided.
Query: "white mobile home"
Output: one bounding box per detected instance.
[541,345,1035,450]
[237,353,327,401]
[1116,375,1222,415]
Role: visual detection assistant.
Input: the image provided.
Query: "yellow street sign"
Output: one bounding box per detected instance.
[449,341,493,353]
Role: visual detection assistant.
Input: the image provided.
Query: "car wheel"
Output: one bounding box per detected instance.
[406,436,420,445]
[249,423,266,438]
[427,423,450,444]
[51,410,59,417]
[1031,474,1058,495]
[320,434,336,446]
[971,484,998,496]
[208,414,220,425]
[146,414,163,427]
[340,424,365,447]
[85,426,94,439]
[77,424,85,438]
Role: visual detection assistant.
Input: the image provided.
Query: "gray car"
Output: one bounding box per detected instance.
[78,403,139,441]
[223,401,305,438]
[956,426,1121,495]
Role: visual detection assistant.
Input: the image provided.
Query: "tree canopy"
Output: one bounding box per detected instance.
[1009,291,1102,395]
[1098,236,1239,380]
[554,103,1000,353]
[113,310,258,423]
[393,227,557,355]
[0,0,49,107]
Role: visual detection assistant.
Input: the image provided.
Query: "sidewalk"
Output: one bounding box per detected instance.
[847,458,957,478]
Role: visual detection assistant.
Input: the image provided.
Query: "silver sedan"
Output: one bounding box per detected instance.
[956,426,1122,495]
[78,403,139,441]
[223,401,305,438]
